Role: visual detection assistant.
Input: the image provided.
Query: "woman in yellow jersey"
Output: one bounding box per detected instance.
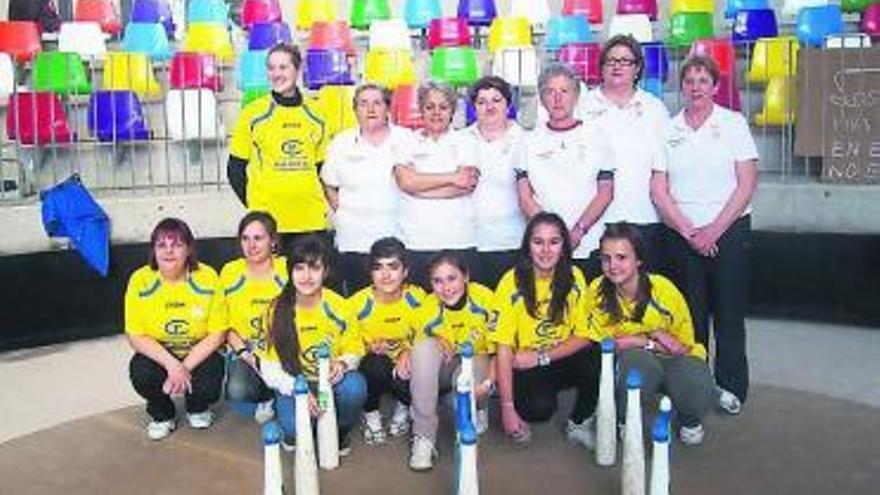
[125,218,226,441]
[491,212,600,447]
[226,43,334,258]
[350,237,425,445]
[259,236,367,453]
[219,212,287,424]
[408,252,496,471]
[588,223,713,445]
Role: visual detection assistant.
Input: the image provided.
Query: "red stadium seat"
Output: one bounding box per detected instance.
[75,0,122,35]
[170,52,224,92]
[6,92,76,145]
[391,84,423,129]
[0,21,42,63]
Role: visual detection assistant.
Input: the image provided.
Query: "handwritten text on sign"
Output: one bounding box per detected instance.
[823,69,880,184]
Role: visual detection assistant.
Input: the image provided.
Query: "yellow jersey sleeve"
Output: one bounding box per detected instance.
[219,257,287,352]
[229,98,263,160]
[350,285,425,359]
[490,270,519,348]
[569,267,594,340]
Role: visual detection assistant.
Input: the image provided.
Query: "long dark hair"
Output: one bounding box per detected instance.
[598,223,652,324]
[514,212,574,324]
[268,235,331,376]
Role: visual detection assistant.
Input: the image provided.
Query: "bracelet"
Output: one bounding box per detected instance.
[481,379,495,394]
[501,401,516,408]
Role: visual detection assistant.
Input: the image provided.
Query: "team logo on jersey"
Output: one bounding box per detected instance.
[281,139,303,157]
[534,319,559,347]
[165,319,190,336]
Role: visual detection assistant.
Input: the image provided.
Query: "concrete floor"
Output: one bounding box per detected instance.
[1,318,879,494]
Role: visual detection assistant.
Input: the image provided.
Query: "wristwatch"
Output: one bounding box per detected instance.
[644,339,657,352]
[537,351,551,367]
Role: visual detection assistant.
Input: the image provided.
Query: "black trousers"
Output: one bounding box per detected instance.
[338,251,370,296]
[574,252,602,284]
[359,352,411,412]
[473,249,519,290]
[513,345,601,424]
[667,216,751,403]
[129,352,225,421]
[225,355,273,403]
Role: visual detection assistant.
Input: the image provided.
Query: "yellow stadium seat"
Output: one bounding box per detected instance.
[313,85,356,139]
[748,36,798,83]
[182,23,235,63]
[670,0,715,15]
[364,49,416,89]
[102,52,162,98]
[487,16,531,53]
[296,0,338,31]
[754,77,796,126]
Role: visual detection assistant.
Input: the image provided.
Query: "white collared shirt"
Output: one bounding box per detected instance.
[463,122,528,251]
[321,125,412,253]
[581,87,670,224]
[521,121,615,259]
[663,104,759,227]
[397,129,478,250]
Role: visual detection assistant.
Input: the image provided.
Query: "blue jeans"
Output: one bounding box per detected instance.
[275,371,367,440]
[225,354,274,419]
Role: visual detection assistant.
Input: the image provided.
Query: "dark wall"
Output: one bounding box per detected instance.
[1,232,878,351]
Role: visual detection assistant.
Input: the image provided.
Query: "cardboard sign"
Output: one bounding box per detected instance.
[794,47,880,184]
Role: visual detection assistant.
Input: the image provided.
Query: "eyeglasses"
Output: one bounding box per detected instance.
[605,57,637,68]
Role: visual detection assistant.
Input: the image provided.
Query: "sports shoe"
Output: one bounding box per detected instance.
[281,436,296,452]
[363,410,386,445]
[388,402,410,437]
[566,416,596,450]
[679,423,705,446]
[409,435,437,471]
[187,410,214,429]
[339,433,352,457]
[147,419,176,441]
[254,399,275,425]
[717,387,742,415]
[475,407,489,435]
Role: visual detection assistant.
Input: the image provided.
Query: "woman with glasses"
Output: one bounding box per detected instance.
[393,82,479,290]
[651,56,759,416]
[322,84,413,294]
[582,34,671,273]
[124,218,226,441]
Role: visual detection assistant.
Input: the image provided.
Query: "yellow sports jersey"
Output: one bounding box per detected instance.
[349,285,426,360]
[491,268,594,351]
[229,94,330,233]
[262,289,366,379]
[124,263,226,358]
[416,283,497,355]
[586,274,707,360]
[217,257,288,353]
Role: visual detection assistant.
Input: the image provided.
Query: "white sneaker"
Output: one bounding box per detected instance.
[717,387,742,415]
[147,419,176,441]
[409,436,437,471]
[388,402,410,437]
[363,410,386,445]
[475,407,489,435]
[679,423,705,446]
[566,416,596,450]
[187,410,214,429]
[254,400,275,425]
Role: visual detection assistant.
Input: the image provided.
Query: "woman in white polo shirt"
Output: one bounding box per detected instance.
[463,76,528,288]
[518,63,615,282]
[582,35,670,273]
[322,84,412,294]
[651,56,759,416]
[394,82,479,290]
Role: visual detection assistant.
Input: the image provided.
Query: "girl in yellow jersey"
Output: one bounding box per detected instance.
[259,236,367,454]
[491,212,600,447]
[218,212,287,424]
[408,252,496,471]
[587,223,713,446]
[349,238,426,445]
[124,218,226,441]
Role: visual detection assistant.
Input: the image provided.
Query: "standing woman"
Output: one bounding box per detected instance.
[583,35,670,271]
[219,211,287,424]
[651,56,758,415]
[227,43,333,254]
[491,212,600,447]
[322,84,412,294]
[463,76,528,288]
[125,218,226,440]
[587,223,713,445]
[258,236,367,453]
[394,82,480,290]
[518,63,615,282]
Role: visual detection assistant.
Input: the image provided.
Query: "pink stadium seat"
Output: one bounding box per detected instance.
[6,92,76,145]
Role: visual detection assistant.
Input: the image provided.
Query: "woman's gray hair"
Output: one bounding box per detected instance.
[417,81,458,110]
[352,83,392,111]
[538,62,581,97]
